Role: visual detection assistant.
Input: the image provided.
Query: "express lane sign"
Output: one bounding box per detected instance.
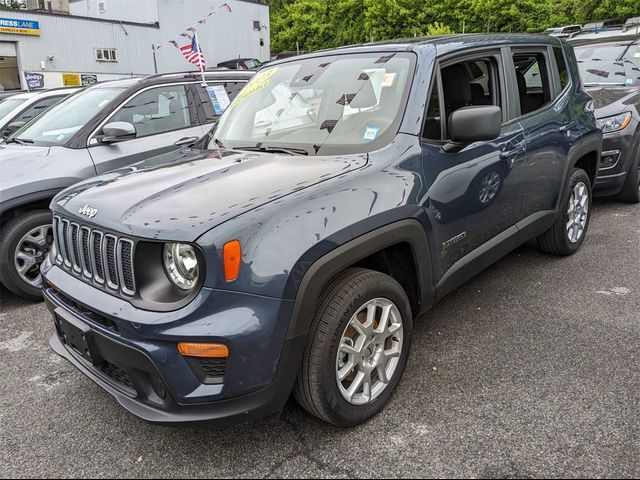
[0,18,40,36]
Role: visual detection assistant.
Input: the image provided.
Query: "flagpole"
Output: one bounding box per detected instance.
[195,31,207,86]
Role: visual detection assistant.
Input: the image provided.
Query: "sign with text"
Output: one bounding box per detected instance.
[24,72,44,90]
[0,17,40,36]
[62,73,81,87]
[81,74,98,86]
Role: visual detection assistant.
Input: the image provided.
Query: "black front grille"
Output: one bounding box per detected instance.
[54,215,136,297]
[199,359,227,378]
[100,361,133,388]
[70,224,81,272]
[80,228,92,277]
[185,357,227,385]
[120,240,135,293]
[105,236,118,287]
[92,232,104,281]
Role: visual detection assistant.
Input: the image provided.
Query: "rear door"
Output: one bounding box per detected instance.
[87,82,205,174]
[508,45,574,219]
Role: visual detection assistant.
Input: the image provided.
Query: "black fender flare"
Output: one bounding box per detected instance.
[285,218,434,341]
[0,188,61,218]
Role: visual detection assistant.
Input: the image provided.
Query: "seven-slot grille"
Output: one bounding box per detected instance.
[53,216,136,296]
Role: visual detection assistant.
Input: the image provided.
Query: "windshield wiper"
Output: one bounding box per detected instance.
[234,145,310,156]
[8,138,34,145]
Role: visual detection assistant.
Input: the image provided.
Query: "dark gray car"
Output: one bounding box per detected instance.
[0,70,253,300]
[571,35,640,202]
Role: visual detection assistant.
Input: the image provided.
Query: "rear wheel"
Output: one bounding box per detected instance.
[615,146,640,203]
[293,268,413,426]
[538,168,592,256]
[0,210,53,300]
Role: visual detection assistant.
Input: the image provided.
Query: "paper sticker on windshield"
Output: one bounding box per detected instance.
[229,67,279,108]
[381,72,397,88]
[206,85,231,115]
[363,126,379,141]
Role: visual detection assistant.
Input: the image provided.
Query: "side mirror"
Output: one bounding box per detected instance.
[2,121,26,138]
[443,106,502,153]
[99,121,136,143]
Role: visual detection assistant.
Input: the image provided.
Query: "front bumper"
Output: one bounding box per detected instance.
[42,261,304,425]
[593,127,638,197]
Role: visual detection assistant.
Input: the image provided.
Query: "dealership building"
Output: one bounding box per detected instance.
[0,0,269,90]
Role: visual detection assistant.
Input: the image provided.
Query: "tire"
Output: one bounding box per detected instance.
[615,146,640,203]
[537,168,592,256]
[293,268,413,427]
[0,210,53,301]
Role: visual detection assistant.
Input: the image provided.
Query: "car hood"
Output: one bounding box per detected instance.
[53,148,368,241]
[586,86,640,117]
[0,143,51,191]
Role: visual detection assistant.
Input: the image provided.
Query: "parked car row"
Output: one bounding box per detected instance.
[1,33,638,429]
[0,70,253,299]
[545,16,640,41]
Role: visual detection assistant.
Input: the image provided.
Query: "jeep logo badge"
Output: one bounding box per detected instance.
[78,204,98,219]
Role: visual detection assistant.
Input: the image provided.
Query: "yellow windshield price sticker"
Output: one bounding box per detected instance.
[229,67,279,108]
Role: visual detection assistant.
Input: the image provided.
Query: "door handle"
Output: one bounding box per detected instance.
[500,141,525,161]
[174,136,199,147]
[559,121,576,134]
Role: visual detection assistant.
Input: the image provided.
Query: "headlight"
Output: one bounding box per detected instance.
[597,112,632,133]
[163,243,199,290]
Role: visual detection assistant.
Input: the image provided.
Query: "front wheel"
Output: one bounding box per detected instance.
[537,168,592,256]
[0,210,53,300]
[293,268,413,426]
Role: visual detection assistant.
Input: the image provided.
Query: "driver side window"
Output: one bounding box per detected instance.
[423,57,501,141]
[107,84,195,138]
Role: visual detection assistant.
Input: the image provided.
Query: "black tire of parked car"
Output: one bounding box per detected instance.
[615,145,640,204]
[293,268,413,427]
[0,210,51,301]
[537,168,592,256]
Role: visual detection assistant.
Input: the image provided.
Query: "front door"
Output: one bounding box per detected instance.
[420,54,527,282]
[87,83,206,175]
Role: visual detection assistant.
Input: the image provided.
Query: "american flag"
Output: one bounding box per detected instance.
[180,35,206,70]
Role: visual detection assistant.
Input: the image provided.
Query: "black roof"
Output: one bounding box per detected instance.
[267,33,565,66]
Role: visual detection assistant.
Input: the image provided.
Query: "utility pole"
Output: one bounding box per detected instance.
[462,18,466,34]
[486,10,492,33]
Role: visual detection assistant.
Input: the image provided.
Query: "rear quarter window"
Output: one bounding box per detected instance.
[553,47,570,90]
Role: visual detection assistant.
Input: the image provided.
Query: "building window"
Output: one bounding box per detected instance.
[253,20,261,31]
[95,48,118,62]
[98,2,106,13]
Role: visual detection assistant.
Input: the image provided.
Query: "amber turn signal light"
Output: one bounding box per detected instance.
[178,342,229,358]
[223,240,241,282]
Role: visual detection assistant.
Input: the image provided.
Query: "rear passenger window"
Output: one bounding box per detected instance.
[512,53,552,116]
[553,47,570,90]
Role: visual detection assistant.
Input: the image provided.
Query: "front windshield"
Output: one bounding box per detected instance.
[0,97,27,121]
[575,42,640,86]
[213,52,414,155]
[13,86,125,145]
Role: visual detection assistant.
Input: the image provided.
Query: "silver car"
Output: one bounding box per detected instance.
[0,70,253,299]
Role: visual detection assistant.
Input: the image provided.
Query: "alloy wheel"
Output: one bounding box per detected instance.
[566,181,589,244]
[13,224,53,288]
[336,298,404,406]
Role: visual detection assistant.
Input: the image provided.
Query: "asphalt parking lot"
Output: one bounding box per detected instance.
[0,199,638,479]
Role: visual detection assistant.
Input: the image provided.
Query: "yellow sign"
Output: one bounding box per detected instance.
[62,73,81,87]
[229,67,279,108]
[0,18,40,36]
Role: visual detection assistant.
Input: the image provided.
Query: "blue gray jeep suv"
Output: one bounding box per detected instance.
[42,35,601,427]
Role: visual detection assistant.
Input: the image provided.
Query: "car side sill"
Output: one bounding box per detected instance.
[435,210,555,302]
